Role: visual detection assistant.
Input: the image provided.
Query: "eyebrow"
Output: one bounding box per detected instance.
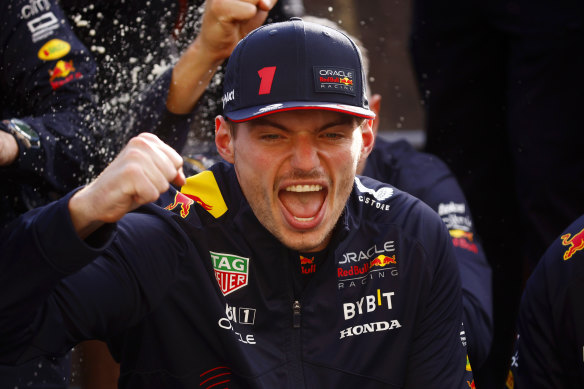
[249,114,357,132]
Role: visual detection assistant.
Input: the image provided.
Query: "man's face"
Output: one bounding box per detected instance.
[216,110,374,252]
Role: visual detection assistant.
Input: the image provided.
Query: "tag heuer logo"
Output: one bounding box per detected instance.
[210,251,249,296]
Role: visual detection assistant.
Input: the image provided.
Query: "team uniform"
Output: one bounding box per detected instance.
[363,137,493,369]
[507,214,584,388]
[0,0,97,228]
[0,162,473,388]
[0,0,97,386]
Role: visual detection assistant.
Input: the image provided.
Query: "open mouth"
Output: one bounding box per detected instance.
[278,183,327,228]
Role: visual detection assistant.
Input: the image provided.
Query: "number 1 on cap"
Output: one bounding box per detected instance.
[257,66,277,95]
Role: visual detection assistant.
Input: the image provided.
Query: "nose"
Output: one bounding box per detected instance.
[290,134,320,172]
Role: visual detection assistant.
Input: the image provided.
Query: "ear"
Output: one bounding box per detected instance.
[215,115,235,163]
[359,119,375,162]
[369,93,382,138]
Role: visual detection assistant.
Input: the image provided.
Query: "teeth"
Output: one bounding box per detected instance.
[294,216,315,222]
[285,184,323,193]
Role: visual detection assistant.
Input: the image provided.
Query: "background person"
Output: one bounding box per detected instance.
[0,0,98,387]
[303,14,494,369]
[508,213,584,388]
[409,0,584,386]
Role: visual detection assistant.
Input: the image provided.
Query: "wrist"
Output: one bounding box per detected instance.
[1,119,41,149]
[69,186,105,239]
[0,123,20,166]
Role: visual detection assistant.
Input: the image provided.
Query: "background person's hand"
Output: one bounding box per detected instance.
[0,130,18,166]
[166,0,278,114]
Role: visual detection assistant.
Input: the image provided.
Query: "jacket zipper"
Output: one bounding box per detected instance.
[293,300,302,328]
[289,299,305,388]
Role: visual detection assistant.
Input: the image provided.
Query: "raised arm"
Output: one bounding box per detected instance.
[166,0,278,115]
[69,133,185,238]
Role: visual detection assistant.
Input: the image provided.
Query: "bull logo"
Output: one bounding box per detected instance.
[561,227,584,260]
[165,192,194,218]
[49,60,75,82]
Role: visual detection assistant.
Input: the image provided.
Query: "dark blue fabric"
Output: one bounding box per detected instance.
[0,162,473,388]
[511,214,584,388]
[363,137,493,369]
[0,0,98,228]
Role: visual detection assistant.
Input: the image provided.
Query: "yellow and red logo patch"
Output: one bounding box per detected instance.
[48,60,83,90]
[369,254,396,268]
[506,370,514,389]
[168,170,228,219]
[38,39,70,60]
[561,227,584,260]
[165,192,194,218]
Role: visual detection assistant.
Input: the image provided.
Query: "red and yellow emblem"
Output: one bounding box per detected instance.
[561,227,584,260]
[38,39,70,60]
[180,170,228,218]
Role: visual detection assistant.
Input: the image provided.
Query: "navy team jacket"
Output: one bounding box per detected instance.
[508,214,584,388]
[363,137,493,369]
[0,0,97,226]
[0,162,474,388]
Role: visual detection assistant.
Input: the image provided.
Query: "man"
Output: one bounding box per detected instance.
[507,214,584,388]
[0,19,473,388]
[0,0,98,386]
[1,0,97,227]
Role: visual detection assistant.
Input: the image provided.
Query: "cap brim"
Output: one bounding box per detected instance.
[224,101,376,123]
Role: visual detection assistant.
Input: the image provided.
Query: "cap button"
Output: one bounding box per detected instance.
[289,17,303,21]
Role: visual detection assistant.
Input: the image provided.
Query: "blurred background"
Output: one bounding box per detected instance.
[304,0,425,148]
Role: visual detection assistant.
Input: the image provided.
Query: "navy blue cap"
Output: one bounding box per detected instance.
[222,18,375,122]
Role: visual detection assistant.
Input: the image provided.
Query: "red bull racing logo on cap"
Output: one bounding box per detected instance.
[211,251,250,296]
[561,227,584,260]
[314,66,356,96]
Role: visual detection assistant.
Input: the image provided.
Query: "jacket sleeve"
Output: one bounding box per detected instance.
[365,140,494,369]
[0,194,187,366]
[0,0,99,192]
[419,162,493,369]
[0,191,114,363]
[404,205,475,388]
[510,216,584,388]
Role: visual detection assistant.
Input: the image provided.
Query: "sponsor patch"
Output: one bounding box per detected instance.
[313,66,356,96]
[561,227,584,260]
[355,177,392,211]
[222,89,234,108]
[339,320,401,339]
[338,241,398,289]
[438,201,465,215]
[180,170,228,219]
[38,39,70,60]
[505,371,514,389]
[342,289,395,320]
[299,255,316,275]
[20,0,51,20]
[211,251,249,296]
[165,192,194,218]
[27,11,59,42]
[48,59,83,90]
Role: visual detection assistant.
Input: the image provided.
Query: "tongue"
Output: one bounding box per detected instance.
[279,190,324,219]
